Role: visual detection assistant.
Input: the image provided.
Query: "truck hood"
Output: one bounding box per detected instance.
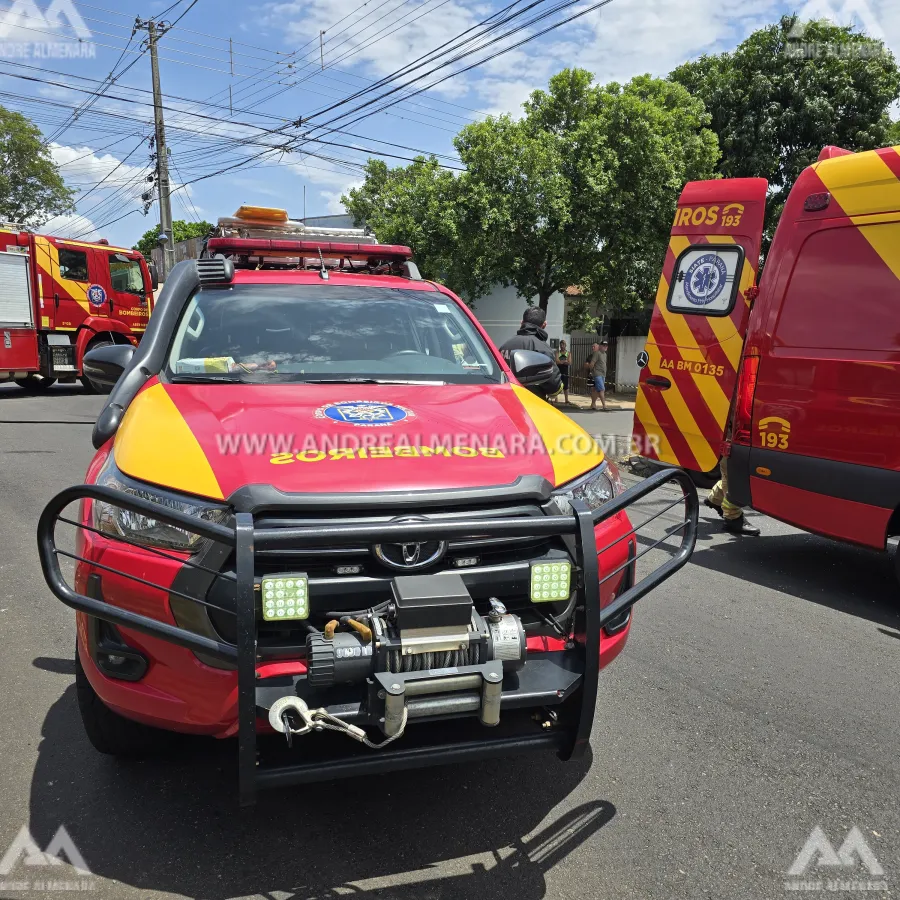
[111,379,605,500]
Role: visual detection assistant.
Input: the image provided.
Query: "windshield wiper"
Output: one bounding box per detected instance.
[169,373,248,383]
[302,377,447,385]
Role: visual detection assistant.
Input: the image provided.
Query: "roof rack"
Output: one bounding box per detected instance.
[208,205,418,276]
[216,205,378,244]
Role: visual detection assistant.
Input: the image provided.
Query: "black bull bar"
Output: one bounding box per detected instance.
[38,469,698,805]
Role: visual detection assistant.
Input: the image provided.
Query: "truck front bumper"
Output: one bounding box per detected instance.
[39,469,698,805]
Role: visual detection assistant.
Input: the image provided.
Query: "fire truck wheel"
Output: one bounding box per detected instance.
[76,651,179,757]
[80,339,115,394]
[14,374,57,391]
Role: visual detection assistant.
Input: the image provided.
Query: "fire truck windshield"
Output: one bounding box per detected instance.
[164,284,501,384]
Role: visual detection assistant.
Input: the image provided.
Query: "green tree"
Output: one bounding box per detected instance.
[345,68,719,317]
[885,119,900,147]
[134,219,213,257]
[0,106,74,226]
[671,15,900,218]
[343,156,489,302]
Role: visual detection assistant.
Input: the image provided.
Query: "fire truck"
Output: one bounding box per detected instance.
[0,223,156,393]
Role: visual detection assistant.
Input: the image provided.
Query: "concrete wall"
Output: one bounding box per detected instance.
[151,238,202,281]
[471,285,568,348]
[615,334,648,389]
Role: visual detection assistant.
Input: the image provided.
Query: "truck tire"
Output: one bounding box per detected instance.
[14,374,57,391]
[75,652,178,757]
[80,339,114,394]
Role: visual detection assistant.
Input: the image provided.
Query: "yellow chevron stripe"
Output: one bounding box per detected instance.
[55,238,132,253]
[39,238,90,312]
[653,236,704,358]
[511,384,605,486]
[698,234,749,368]
[704,233,756,308]
[644,342,718,472]
[854,222,900,283]
[815,150,900,218]
[114,382,223,500]
[634,388,675,463]
[652,242,732,427]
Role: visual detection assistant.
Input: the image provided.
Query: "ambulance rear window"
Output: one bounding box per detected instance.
[165,284,500,384]
[667,244,744,317]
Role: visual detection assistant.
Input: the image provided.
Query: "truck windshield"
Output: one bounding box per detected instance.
[108,254,146,295]
[165,284,501,384]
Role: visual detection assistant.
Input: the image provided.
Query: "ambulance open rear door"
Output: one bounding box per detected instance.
[631,178,768,478]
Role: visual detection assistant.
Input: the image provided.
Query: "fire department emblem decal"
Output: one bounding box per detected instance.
[683,254,728,307]
[87,284,107,307]
[316,401,414,427]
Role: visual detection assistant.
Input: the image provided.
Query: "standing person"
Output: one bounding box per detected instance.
[585,338,609,411]
[706,456,761,536]
[499,307,561,400]
[555,340,571,406]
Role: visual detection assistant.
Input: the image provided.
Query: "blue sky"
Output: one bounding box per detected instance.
[0,0,897,248]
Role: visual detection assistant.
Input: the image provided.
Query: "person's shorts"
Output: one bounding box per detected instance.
[560,372,570,390]
[593,375,605,392]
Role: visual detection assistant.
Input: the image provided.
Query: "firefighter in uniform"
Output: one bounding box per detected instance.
[705,456,761,536]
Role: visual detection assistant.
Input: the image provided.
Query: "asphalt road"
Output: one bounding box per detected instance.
[1,383,899,900]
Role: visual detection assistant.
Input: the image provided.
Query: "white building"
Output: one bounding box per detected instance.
[470,284,568,348]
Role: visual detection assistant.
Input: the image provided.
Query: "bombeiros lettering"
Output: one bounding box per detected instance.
[673,202,745,228]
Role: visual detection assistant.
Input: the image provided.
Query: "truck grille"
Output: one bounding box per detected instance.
[203,501,570,650]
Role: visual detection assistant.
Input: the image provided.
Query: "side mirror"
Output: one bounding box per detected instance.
[508,349,559,392]
[148,262,159,291]
[83,344,135,391]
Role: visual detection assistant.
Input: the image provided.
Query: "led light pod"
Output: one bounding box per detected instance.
[530,561,572,603]
[261,573,309,621]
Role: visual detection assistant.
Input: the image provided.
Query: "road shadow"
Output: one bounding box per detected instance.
[32,656,77,675]
[0,383,87,401]
[27,685,612,899]
[688,522,900,630]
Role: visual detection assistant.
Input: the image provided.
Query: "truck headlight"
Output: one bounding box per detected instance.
[92,458,228,552]
[551,461,622,515]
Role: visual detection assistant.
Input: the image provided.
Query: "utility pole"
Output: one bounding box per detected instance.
[137,18,174,277]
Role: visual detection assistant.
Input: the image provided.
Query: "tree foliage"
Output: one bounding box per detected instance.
[344,68,719,317]
[134,219,214,256]
[671,15,900,218]
[0,106,74,226]
[886,119,900,148]
[342,156,492,302]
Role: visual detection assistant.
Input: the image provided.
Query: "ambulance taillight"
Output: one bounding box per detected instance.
[732,354,760,446]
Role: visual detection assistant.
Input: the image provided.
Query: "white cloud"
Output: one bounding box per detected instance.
[50,143,152,195]
[258,0,483,98]
[40,212,99,240]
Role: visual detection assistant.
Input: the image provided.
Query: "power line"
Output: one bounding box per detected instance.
[167,0,202,30]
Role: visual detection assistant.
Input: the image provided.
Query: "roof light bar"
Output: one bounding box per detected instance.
[206,237,413,260]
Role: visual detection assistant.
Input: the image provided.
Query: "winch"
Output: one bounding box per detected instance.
[305,572,527,689]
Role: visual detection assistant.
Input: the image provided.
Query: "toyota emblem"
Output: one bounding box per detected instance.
[373,516,447,571]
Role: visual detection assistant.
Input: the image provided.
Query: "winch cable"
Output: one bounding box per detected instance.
[277,700,409,750]
[386,642,481,673]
